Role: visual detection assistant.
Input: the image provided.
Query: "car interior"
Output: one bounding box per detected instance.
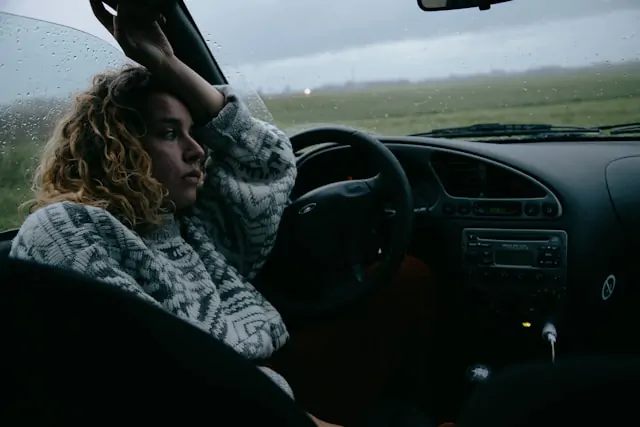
[1,0,639,426]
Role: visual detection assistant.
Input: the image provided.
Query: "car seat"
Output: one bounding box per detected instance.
[0,257,433,427]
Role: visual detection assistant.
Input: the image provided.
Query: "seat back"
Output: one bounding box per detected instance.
[0,257,316,427]
[457,356,640,427]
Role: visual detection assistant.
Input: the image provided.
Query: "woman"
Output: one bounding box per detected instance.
[9,1,339,426]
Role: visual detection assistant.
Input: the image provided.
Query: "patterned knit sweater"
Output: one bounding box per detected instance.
[9,86,297,397]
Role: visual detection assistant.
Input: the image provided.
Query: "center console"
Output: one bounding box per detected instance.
[461,228,568,322]
[454,228,569,396]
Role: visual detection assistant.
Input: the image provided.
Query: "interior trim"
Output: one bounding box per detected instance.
[167,0,227,86]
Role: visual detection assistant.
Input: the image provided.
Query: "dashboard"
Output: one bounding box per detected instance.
[294,143,561,221]
[293,135,640,356]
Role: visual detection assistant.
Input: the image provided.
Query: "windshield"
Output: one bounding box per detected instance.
[184,0,639,135]
[0,0,639,230]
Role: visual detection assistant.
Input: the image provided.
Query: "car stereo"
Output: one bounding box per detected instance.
[461,228,568,320]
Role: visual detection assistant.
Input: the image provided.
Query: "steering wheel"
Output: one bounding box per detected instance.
[258,126,413,318]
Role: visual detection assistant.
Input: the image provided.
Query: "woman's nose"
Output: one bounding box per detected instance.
[184,135,205,162]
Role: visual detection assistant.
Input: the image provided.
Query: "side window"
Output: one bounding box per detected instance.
[0,13,128,230]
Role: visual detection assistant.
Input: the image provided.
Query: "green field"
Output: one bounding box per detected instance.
[263,63,640,135]
[1,63,639,230]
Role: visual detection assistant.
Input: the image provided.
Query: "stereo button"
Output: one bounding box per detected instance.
[542,202,559,217]
[442,203,455,215]
[472,202,486,215]
[479,270,493,281]
[458,202,471,215]
[524,202,540,216]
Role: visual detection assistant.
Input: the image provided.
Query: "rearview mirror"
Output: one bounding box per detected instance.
[418,0,512,12]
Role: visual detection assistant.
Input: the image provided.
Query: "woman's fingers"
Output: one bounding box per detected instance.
[115,1,165,26]
[89,0,162,37]
[89,0,115,34]
[152,12,167,26]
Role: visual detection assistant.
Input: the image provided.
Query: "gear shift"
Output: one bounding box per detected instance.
[466,364,491,384]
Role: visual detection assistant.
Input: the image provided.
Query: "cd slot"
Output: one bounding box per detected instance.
[480,235,550,242]
[464,228,567,246]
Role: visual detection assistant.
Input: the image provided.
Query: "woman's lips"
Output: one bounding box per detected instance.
[183,171,203,184]
[184,175,200,184]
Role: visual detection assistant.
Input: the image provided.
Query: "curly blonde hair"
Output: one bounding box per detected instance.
[25,65,171,231]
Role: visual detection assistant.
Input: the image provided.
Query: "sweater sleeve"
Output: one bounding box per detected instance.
[9,202,163,309]
[257,366,295,399]
[188,86,297,280]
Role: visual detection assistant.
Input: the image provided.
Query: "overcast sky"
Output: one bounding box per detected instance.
[1,0,639,98]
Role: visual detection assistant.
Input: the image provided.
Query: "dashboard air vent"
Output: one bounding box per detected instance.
[430,151,547,199]
[430,152,485,197]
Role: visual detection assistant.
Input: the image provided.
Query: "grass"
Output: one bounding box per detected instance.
[1,63,639,230]
[262,63,640,135]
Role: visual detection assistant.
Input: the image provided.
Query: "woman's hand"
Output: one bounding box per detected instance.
[90,0,174,71]
[89,0,224,122]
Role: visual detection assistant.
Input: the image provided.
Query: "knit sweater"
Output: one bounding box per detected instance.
[9,86,297,397]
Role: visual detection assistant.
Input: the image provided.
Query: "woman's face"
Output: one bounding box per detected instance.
[140,92,205,210]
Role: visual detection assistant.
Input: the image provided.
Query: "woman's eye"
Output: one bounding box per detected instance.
[162,129,178,140]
